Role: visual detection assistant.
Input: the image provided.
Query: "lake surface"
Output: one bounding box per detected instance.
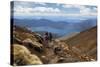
[13,18,97,37]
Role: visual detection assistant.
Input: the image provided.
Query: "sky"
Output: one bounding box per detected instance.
[11,1,97,20]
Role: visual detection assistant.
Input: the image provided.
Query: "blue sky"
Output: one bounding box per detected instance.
[12,1,97,20]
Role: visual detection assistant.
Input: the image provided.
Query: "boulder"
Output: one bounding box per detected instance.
[12,44,43,66]
[22,38,43,52]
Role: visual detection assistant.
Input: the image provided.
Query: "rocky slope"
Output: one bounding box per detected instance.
[61,26,97,60]
[11,25,97,66]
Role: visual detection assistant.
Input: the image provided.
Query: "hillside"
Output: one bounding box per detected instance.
[11,25,97,66]
[62,26,97,60]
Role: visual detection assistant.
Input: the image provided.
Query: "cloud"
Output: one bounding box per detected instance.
[79,6,97,16]
[34,2,47,5]
[93,7,97,11]
[13,2,97,17]
[33,7,60,13]
[62,5,74,8]
[62,4,97,16]
[14,6,61,16]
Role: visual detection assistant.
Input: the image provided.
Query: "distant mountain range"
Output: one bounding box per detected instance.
[12,18,97,37]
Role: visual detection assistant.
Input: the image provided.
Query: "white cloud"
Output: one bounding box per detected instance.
[34,2,47,5]
[14,6,61,16]
[63,4,97,16]
[62,4,84,9]
[79,6,97,16]
[92,7,97,12]
[79,6,91,14]
[14,4,97,17]
[33,7,60,13]
[62,5,73,8]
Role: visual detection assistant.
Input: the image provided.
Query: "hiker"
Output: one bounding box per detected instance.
[48,32,53,42]
[43,32,49,47]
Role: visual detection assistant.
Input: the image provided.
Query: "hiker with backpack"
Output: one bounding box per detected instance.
[48,32,53,42]
[43,32,49,47]
[43,32,53,48]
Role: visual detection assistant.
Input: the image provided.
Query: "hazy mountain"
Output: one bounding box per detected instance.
[12,18,97,37]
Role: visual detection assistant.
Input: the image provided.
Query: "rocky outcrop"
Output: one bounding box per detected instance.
[12,44,43,66]
[22,38,43,52]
